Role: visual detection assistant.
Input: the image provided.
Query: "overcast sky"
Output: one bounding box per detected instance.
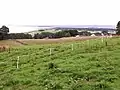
[0,0,120,33]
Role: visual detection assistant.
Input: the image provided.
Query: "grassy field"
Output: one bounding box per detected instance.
[0,36,99,47]
[0,37,120,90]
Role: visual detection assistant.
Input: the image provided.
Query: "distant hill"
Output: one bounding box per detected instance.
[38,25,115,29]
[25,25,115,35]
[8,25,115,33]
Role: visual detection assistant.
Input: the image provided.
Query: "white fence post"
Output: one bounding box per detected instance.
[101,34,105,43]
[50,48,52,56]
[101,37,104,43]
[50,48,54,56]
[17,56,19,69]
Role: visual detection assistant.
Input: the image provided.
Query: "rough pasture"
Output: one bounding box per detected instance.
[0,37,120,89]
[0,45,10,52]
[0,36,115,47]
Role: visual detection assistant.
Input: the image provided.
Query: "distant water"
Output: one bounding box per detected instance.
[7,25,115,33]
[8,26,50,33]
[47,25,115,29]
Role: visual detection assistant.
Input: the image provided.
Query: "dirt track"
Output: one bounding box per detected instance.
[15,36,99,45]
[0,36,110,47]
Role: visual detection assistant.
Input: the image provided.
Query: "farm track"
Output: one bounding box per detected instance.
[13,39,28,45]
[0,36,104,47]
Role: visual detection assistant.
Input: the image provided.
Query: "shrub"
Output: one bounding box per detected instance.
[48,62,57,69]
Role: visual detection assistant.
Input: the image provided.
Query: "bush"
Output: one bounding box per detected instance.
[79,31,92,36]
[9,33,32,39]
[48,62,57,69]
[34,32,54,39]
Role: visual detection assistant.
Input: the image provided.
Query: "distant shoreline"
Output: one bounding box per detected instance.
[7,25,116,33]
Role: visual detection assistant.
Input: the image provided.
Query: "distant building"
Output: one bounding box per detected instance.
[75,35,80,37]
[91,34,96,36]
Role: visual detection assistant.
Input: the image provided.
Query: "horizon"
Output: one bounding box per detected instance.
[0,0,119,33]
[5,24,116,33]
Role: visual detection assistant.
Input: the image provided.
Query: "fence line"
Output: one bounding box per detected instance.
[0,37,114,70]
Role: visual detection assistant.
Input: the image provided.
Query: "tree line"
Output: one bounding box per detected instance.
[0,26,92,40]
[1,23,119,40]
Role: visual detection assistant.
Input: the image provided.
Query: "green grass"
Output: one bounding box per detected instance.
[27,29,59,34]
[1,37,120,90]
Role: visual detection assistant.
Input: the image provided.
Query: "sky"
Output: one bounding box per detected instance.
[0,0,120,33]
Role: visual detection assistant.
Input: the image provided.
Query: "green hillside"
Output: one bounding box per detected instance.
[1,37,120,90]
[26,29,59,35]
